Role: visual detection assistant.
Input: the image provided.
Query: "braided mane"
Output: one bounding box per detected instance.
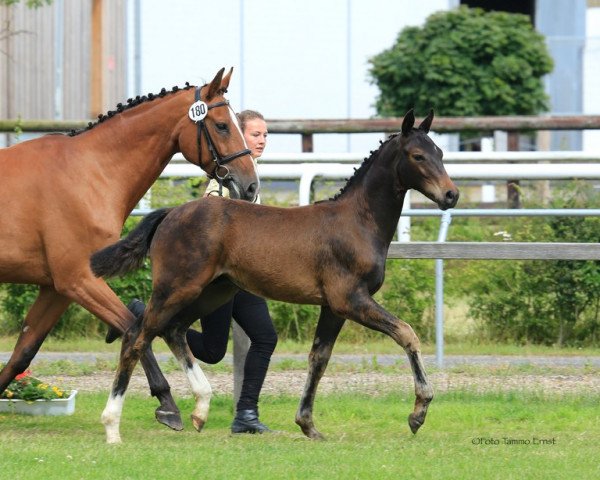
[67,83,196,136]
[329,133,399,201]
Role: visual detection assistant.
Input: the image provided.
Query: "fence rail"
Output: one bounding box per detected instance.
[388,241,600,260]
[2,114,600,134]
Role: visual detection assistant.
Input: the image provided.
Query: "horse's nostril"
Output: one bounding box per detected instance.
[247,182,258,200]
[445,189,458,205]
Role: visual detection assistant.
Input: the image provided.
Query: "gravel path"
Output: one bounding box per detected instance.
[6,352,596,398]
[44,369,600,398]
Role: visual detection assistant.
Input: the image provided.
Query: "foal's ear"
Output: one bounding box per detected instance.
[418,109,434,133]
[220,67,234,93]
[401,109,415,136]
[207,68,226,100]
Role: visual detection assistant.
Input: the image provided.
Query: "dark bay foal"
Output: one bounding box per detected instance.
[91,110,458,443]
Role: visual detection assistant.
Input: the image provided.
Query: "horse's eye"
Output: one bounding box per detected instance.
[413,154,425,162]
[215,123,229,132]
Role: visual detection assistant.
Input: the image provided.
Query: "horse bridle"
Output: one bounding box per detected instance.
[193,86,251,195]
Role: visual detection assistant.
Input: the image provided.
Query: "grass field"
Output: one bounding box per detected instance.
[1,391,599,480]
[1,336,599,479]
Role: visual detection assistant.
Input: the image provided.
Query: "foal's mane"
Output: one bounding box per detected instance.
[67,83,196,137]
[328,132,399,201]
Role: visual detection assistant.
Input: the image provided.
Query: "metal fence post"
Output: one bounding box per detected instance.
[435,210,452,369]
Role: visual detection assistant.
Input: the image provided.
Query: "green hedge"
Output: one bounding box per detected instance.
[1,181,599,346]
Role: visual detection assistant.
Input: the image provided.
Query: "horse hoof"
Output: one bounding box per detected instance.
[106,435,122,444]
[408,413,424,434]
[299,425,326,440]
[155,409,184,431]
[191,414,205,432]
[105,326,121,344]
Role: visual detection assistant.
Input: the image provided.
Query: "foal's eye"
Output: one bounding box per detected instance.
[215,123,229,132]
[413,154,425,162]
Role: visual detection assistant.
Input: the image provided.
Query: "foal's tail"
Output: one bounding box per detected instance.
[91,208,171,278]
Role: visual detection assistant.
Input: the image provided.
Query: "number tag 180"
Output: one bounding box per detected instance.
[188,101,208,122]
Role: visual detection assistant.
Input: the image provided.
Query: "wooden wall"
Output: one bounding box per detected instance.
[0,0,126,144]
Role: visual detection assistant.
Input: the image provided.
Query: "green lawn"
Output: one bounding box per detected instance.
[1,391,599,479]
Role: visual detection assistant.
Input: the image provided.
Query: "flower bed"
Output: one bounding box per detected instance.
[0,370,77,416]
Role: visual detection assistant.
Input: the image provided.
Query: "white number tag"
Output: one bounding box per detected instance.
[188,101,208,122]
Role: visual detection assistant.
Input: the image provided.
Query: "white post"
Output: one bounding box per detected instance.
[398,190,411,241]
[435,211,452,369]
[232,321,250,409]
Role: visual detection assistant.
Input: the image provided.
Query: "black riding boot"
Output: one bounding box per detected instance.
[231,409,271,434]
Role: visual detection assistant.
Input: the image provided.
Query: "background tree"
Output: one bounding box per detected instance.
[1,0,51,50]
[369,6,553,117]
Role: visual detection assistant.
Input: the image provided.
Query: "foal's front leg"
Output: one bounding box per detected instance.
[296,306,345,439]
[333,290,433,435]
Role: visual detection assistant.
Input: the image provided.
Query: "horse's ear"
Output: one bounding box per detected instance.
[418,109,434,133]
[207,68,226,99]
[220,67,234,93]
[401,109,415,136]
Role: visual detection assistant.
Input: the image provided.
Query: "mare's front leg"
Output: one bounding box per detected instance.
[55,272,182,430]
[332,289,433,435]
[0,286,70,394]
[295,306,345,439]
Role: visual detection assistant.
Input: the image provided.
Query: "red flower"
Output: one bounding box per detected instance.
[15,370,31,380]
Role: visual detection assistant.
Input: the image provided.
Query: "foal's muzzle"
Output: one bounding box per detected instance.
[440,188,459,210]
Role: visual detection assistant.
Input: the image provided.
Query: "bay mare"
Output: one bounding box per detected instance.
[0,68,259,430]
[92,110,459,443]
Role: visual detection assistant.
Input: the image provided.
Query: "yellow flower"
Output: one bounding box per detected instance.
[6,390,13,398]
[38,383,49,390]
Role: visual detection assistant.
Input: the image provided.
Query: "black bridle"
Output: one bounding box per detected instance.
[193,86,251,195]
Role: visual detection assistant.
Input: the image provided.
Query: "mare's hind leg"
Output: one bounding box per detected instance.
[162,325,212,432]
[331,289,433,435]
[0,286,70,394]
[295,306,345,440]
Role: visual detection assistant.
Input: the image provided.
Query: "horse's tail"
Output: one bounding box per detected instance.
[91,208,171,278]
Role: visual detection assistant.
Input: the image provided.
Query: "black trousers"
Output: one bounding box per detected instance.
[186,290,277,412]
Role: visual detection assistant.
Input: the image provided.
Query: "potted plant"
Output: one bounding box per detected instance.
[0,369,77,416]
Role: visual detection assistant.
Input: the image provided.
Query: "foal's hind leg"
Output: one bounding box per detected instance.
[162,325,212,432]
[101,319,160,444]
[156,282,239,432]
[332,290,433,435]
[295,306,345,440]
[0,286,70,394]
[57,273,182,430]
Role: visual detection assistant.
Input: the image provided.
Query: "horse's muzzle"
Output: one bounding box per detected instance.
[440,189,459,210]
[227,178,259,202]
